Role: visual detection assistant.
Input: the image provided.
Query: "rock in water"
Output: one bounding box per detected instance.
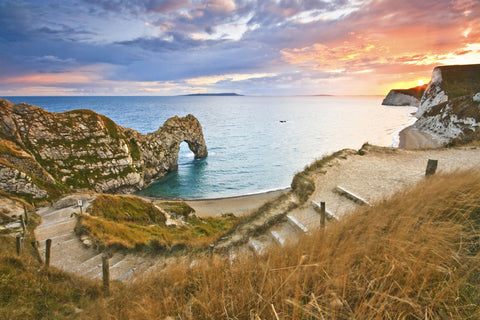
[0,98,207,198]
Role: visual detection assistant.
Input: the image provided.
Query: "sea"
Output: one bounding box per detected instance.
[5,96,417,199]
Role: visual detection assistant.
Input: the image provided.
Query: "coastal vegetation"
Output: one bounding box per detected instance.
[75,194,238,252]
[1,170,479,318]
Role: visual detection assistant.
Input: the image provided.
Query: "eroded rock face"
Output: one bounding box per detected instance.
[0,98,207,198]
[382,84,427,107]
[382,91,421,107]
[413,64,480,143]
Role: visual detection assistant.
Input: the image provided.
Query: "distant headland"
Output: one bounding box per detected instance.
[182,93,243,96]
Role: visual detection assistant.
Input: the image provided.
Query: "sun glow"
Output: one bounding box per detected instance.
[417,80,425,86]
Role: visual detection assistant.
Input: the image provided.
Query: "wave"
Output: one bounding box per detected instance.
[391,114,417,148]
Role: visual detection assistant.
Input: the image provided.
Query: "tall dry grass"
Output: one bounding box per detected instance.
[82,170,480,319]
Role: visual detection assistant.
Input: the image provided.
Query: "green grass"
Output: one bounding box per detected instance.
[87,194,166,225]
[78,195,238,252]
[156,201,195,218]
[439,64,480,98]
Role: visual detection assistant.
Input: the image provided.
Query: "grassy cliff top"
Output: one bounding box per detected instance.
[437,64,480,98]
[392,83,428,99]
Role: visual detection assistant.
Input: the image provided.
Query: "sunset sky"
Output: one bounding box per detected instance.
[0,0,479,96]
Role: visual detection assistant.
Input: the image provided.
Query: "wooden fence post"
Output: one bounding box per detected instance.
[31,241,43,264]
[23,204,28,225]
[45,239,52,268]
[102,256,110,295]
[16,236,22,255]
[425,159,438,176]
[20,216,27,237]
[320,202,326,231]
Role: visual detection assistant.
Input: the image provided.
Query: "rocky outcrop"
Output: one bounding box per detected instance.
[413,64,480,143]
[0,98,207,198]
[382,84,427,107]
[417,64,480,117]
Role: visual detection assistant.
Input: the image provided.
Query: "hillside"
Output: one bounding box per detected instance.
[0,98,207,201]
[2,169,479,319]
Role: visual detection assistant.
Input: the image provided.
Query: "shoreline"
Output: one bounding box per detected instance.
[183,188,289,217]
[398,125,444,149]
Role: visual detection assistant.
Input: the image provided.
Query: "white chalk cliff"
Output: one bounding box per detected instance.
[413,64,480,143]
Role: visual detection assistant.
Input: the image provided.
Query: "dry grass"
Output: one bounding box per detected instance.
[0,237,102,320]
[77,194,238,252]
[83,170,480,319]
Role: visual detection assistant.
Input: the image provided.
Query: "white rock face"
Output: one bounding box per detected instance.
[417,68,448,117]
[382,91,420,106]
[414,97,480,142]
[473,92,480,102]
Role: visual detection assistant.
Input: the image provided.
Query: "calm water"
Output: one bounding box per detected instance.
[5,96,416,199]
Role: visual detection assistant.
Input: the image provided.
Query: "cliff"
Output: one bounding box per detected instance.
[413,64,480,143]
[0,98,207,199]
[382,84,427,107]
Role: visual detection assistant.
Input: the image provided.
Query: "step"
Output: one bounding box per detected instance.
[269,221,298,246]
[311,201,339,220]
[69,253,103,275]
[334,186,371,206]
[270,230,285,246]
[286,215,308,233]
[90,253,126,279]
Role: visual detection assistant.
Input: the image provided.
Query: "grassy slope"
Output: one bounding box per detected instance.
[1,170,479,319]
[439,64,480,98]
[89,170,480,319]
[77,194,238,252]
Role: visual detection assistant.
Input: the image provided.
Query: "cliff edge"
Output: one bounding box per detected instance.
[0,98,207,199]
[413,64,480,143]
[382,84,427,107]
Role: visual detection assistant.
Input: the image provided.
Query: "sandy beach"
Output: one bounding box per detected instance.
[184,189,289,217]
[399,125,443,149]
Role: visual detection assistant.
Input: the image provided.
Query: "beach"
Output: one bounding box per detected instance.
[399,125,443,149]
[184,189,289,217]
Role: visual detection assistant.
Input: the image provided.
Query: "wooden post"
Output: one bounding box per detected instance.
[20,215,27,237]
[425,159,438,176]
[102,256,110,295]
[209,244,215,258]
[16,236,22,255]
[23,204,28,225]
[320,202,326,231]
[31,241,43,264]
[45,239,52,268]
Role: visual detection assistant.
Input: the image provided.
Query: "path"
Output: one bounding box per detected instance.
[34,198,165,283]
[34,145,480,280]
[236,145,480,255]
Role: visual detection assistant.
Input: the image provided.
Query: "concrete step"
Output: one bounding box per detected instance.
[69,253,103,276]
[334,185,371,206]
[311,201,339,220]
[248,234,273,255]
[269,221,298,246]
[90,253,126,280]
[286,215,308,233]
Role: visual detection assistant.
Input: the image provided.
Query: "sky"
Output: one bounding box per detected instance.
[0,0,479,96]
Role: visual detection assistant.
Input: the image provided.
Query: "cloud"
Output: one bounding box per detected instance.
[1,0,480,96]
